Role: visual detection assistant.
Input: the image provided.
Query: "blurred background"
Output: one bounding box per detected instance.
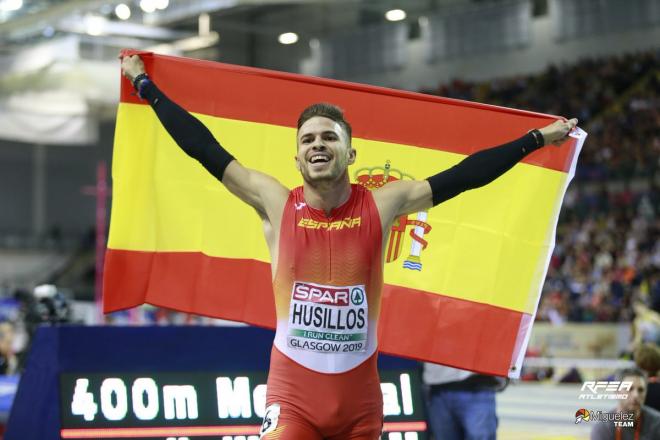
[0,0,658,439]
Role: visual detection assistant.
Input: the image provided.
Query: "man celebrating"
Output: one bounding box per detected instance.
[121,54,577,440]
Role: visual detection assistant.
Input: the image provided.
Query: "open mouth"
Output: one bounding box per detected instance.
[308,154,331,165]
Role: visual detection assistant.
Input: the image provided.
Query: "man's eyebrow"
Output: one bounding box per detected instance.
[299,130,339,138]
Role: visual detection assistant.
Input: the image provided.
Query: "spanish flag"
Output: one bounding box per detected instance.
[104,52,585,378]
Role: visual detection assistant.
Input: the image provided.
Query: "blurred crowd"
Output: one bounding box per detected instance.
[424,50,660,182]
[539,183,659,327]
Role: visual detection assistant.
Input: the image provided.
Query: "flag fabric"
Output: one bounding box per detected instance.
[104,51,586,378]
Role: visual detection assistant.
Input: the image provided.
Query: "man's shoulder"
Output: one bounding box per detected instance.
[644,405,660,421]
[641,406,660,440]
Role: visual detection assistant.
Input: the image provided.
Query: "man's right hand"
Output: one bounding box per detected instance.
[538,118,578,146]
[121,54,146,83]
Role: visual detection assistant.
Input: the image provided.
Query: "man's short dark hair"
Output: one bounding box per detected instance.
[634,343,660,377]
[297,103,352,142]
[616,366,648,383]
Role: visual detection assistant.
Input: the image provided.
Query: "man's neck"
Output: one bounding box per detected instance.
[303,175,352,216]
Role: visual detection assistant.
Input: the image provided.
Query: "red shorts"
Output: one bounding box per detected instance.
[261,346,383,440]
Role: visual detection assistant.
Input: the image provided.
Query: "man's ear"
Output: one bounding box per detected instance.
[295,155,301,172]
[347,147,356,165]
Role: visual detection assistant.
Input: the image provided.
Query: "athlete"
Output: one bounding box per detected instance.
[121,54,577,440]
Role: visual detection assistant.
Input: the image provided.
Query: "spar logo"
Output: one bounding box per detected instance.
[355,161,432,271]
[292,282,350,306]
[351,288,364,305]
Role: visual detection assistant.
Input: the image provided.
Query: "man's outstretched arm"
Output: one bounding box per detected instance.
[120,54,288,219]
[373,118,578,224]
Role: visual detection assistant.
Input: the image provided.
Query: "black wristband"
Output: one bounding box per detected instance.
[132,73,150,99]
[528,129,544,149]
[132,73,148,90]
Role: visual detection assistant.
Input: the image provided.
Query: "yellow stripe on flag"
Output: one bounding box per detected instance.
[110,103,565,314]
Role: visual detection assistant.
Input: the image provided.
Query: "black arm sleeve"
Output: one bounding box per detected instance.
[139,80,235,182]
[426,132,541,206]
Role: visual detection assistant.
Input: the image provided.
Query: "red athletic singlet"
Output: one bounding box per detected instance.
[261,184,384,439]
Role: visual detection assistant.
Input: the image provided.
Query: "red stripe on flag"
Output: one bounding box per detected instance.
[103,249,276,328]
[118,53,575,172]
[104,249,523,375]
[379,284,522,376]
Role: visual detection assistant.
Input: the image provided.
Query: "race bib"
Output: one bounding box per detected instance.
[259,403,280,438]
[287,281,368,354]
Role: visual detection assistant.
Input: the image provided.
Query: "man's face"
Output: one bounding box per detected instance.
[295,116,355,184]
[619,375,646,414]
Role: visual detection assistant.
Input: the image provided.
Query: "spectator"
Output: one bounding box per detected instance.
[423,363,506,440]
[590,367,660,440]
[0,321,18,375]
[634,343,660,412]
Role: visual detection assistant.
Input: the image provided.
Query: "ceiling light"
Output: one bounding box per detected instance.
[278,32,298,45]
[85,15,107,36]
[385,9,406,22]
[115,3,131,20]
[140,0,156,13]
[0,0,23,12]
[154,0,169,10]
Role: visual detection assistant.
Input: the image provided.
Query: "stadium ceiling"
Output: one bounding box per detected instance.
[0,0,496,52]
